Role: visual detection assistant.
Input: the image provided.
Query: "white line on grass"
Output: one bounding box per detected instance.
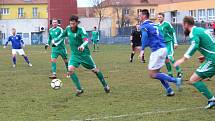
[70,106,203,121]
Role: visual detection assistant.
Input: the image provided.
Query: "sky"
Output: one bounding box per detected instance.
[77,0,92,7]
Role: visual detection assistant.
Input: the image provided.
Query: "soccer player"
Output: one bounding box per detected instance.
[91,26,100,52]
[3,28,32,68]
[174,16,215,109]
[45,19,69,79]
[139,9,182,96]
[157,13,182,78]
[130,24,146,63]
[53,15,110,96]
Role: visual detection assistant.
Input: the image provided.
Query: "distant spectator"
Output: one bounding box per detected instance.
[212,22,215,35]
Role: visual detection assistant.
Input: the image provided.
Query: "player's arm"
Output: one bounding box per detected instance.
[4,36,11,48]
[174,37,200,67]
[53,28,68,46]
[130,31,134,45]
[45,32,52,50]
[78,27,89,51]
[140,30,148,57]
[168,23,178,48]
[20,35,25,47]
[97,31,100,41]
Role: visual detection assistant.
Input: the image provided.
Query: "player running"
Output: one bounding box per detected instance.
[4,28,32,68]
[139,9,182,96]
[174,16,215,109]
[157,13,182,78]
[130,24,146,63]
[53,15,110,96]
[45,18,69,79]
[91,26,100,52]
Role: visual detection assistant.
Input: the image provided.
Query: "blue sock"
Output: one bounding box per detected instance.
[23,56,30,64]
[159,79,171,90]
[155,73,177,83]
[12,57,16,65]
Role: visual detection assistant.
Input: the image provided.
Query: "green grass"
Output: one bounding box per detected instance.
[0,45,215,121]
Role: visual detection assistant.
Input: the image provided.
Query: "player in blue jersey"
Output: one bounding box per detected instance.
[139,9,182,96]
[4,28,32,68]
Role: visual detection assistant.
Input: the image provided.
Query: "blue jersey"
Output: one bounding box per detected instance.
[5,34,24,49]
[140,20,166,52]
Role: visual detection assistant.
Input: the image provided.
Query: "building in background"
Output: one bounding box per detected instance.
[48,0,78,29]
[0,0,48,45]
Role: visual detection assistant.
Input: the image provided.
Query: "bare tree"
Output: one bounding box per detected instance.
[91,0,105,31]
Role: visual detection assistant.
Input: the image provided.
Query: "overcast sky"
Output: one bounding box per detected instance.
[77,0,92,7]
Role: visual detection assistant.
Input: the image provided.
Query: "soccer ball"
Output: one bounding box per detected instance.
[51,79,62,90]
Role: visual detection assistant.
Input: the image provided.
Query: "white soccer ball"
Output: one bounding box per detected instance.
[51,79,62,90]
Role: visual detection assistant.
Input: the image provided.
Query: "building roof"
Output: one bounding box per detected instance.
[0,0,48,5]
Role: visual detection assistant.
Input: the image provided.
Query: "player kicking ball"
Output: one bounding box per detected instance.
[4,28,32,68]
[174,16,215,109]
[53,15,110,96]
[157,13,183,78]
[139,9,182,96]
[45,18,69,79]
[91,26,100,52]
[130,24,146,63]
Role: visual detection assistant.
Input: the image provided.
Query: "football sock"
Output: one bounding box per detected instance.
[170,58,182,73]
[70,73,82,90]
[193,81,214,100]
[64,62,68,72]
[23,55,30,64]
[155,73,177,83]
[159,79,172,91]
[141,53,145,61]
[130,52,135,60]
[96,71,108,87]
[51,62,57,74]
[165,61,173,76]
[12,57,16,65]
[93,44,96,51]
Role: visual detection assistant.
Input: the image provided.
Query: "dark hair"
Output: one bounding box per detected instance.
[70,15,79,22]
[158,13,165,17]
[141,9,149,18]
[183,16,195,25]
[94,26,97,29]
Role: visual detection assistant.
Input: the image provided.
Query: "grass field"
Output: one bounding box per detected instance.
[0,45,215,121]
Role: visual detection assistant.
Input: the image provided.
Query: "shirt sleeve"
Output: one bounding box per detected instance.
[80,27,88,39]
[48,30,52,45]
[184,35,200,58]
[5,36,11,46]
[54,28,68,45]
[19,35,24,44]
[168,23,178,44]
[141,29,148,50]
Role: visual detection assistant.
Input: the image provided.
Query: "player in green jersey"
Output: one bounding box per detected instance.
[157,13,182,78]
[174,16,215,109]
[91,26,100,52]
[45,19,69,79]
[53,15,110,96]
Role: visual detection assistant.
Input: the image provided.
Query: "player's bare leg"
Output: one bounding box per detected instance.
[189,73,215,109]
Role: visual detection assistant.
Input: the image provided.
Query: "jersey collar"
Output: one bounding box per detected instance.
[189,26,197,37]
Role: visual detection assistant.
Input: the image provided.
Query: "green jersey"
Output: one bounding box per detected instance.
[48,26,66,52]
[185,26,215,62]
[55,26,90,55]
[91,30,99,41]
[158,21,177,44]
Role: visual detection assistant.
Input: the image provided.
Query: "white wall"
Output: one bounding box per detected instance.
[79,17,112,37]
[0,19,48,45]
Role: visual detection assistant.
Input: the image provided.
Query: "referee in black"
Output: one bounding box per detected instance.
[130,24,145,63]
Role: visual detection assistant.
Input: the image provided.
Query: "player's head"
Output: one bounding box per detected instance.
[11,28,16,35]
[70,15,79,30]
[136,24,140,30]
[52,18,58,28]
[157,13,165,23]
[139,9,149,22]
[94,26,97,30]
[183,16,195,36]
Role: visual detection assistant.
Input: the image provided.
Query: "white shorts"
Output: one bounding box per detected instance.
[12,49,25,55]
[148,48,167,70]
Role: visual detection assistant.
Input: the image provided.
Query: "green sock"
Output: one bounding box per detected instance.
[94,44,96,51]
[51,62,57,74]
[70,73,82,90]
[171,59,182,73]
[165,62,173,76]
[65,62,68,72]
[96,71,108,87]
[193,81,214,99]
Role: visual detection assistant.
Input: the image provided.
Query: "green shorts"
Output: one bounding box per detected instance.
[69,54,96,69]
[196,60,215,79]
[51,49,68,59]
[166,41,174,59]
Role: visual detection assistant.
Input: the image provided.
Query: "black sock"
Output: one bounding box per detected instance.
[130,53,135,60]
